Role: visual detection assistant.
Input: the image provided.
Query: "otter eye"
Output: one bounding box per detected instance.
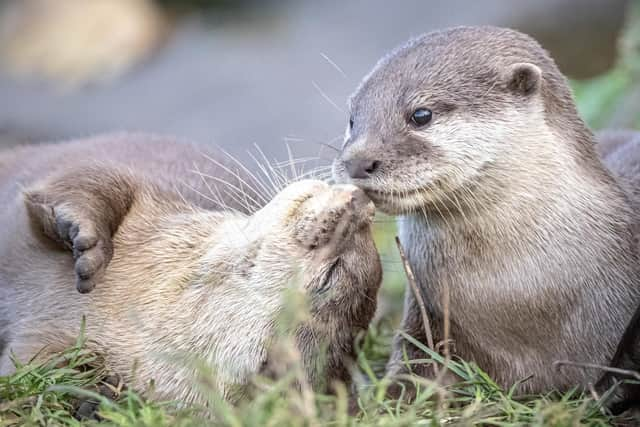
[316,258,341,294]
[410,108,433,127]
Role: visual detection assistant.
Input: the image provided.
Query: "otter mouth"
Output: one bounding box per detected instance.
[357,184,459,216]
[362,186,424,199]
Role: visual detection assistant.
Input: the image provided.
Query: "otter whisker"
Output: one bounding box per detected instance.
[197,149,271,206]
[178,179,245,214]
[442,184,473,230]
[247,151,281,198]
[192,161,218,206]
[191,161,258,214]
[429,183,458,232]
[457,180,484,225]
[282,135,342,158]
[320,52,348,78]
[317,142,341,153]
[311,80,344,114]
[217,147,275,204]
[253,143,291,193]
[419,184,451,235]
[171,182,200,214]
[272,157,324,169]
[295,168,333,181]
[188,170,261,213]
[285,144,300,182]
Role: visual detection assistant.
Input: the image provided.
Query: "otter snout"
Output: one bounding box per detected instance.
[343,158,380,179]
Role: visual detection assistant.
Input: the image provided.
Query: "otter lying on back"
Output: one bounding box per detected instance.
[333,26,640,396]
[0,133,382,403]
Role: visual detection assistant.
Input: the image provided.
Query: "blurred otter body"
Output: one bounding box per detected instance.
[595,130,640,413]
[333,26,640,393]
[0,133,382,403]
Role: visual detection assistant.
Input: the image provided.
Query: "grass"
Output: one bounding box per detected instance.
[2,4,640,427]
[0,322,624,427]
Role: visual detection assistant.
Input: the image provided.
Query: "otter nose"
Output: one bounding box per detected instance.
[344,159,380,179]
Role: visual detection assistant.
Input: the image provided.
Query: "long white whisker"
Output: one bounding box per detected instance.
[188,169,261,212]
[286,143,299,181]
[254,144,288,191]
[196,149,270,206]
[311,80,344,114]
[320,52,347,78]
[247,150,280,198]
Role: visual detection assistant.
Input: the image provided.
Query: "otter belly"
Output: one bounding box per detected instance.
[397,213,640,393]
[0,136,382,402]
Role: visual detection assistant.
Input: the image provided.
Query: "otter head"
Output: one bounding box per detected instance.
[241,180,382,390]
[333,26,588,215]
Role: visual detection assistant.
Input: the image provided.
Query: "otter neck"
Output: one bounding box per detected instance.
[111,200,284,391]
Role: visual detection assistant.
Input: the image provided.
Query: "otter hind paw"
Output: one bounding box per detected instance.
[52,206,113,294]
[25,193,113,294]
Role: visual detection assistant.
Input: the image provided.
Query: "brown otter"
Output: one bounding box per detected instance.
[595,130,640,413]
[333,26,640,395]
[0,133,382,403]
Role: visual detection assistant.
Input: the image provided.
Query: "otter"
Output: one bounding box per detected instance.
[333,26,640,395]
[595,130,640,413]
[0,133,382,403]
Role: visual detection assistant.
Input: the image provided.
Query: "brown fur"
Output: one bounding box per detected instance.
[333,26,640,394]
[595,129,640,414]
[0,133,382,403]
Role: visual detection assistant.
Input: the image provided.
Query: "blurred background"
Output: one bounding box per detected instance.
[0,0,637,160]
[0,0,638,328]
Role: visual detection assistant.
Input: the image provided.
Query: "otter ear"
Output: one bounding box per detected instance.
[505,63,541,95]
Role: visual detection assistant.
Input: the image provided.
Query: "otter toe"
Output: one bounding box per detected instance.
[48,207,113,293]
[74,238,112,293]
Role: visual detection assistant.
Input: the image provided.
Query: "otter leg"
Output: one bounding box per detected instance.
[24,167,137,293]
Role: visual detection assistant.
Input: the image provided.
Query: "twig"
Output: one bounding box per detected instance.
[442,279,451,361]
[395,236,438,377]
[435,278,452,413]
[553,360,640,381]
[588,383,600,402]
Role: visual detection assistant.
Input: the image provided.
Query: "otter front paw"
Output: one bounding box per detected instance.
[25,194,113,294]
[294,184,374,253]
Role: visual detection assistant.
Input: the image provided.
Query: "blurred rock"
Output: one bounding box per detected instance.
[0,0,169,88]
[513,0,628,78]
